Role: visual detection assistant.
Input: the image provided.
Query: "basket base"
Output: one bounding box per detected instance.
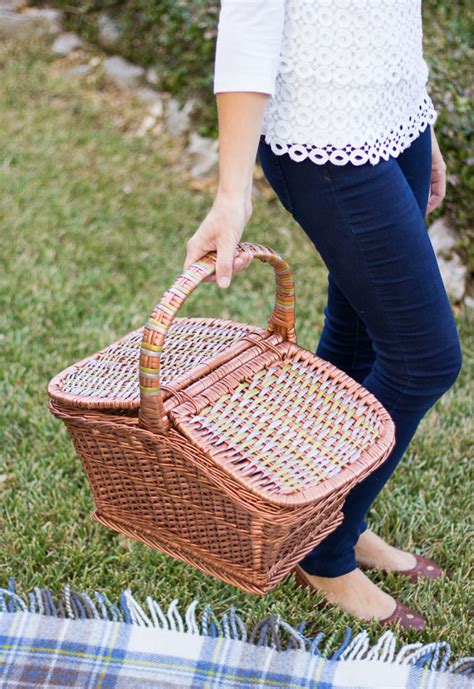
[92,509,290,595]
[91,509,342,595]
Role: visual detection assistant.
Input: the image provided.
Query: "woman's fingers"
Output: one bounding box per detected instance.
[234,251,253,273]
[183,235,208,272]
[202,252,253,283]
[427,126,447,214]
[215,240,237,288]
[183,192,252,285]
[426,165,446,213]
[426,179,444,214]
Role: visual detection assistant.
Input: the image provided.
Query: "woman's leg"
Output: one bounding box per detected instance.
[315,275,375,544]
[353,126,437,562]
[314,127,436,558]
[257,131,462,581]
[316,272,375,384]
[315,127,433,387]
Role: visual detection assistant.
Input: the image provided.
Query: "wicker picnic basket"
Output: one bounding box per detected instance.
[48,241,395,595]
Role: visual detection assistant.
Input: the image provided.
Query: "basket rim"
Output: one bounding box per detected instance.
[49,390,395,509]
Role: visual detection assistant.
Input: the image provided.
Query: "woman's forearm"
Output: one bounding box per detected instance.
[215,92,270,199]
[182,1,284,285]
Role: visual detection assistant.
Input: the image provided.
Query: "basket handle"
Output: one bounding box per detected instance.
[139,241,296,434]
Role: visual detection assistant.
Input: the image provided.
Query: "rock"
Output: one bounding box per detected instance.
[98,14,121,45]
[24,8,62,29]
[52,32,83,56]
[98,11,122,46]
[0,0,27,11]
[0,12,32,35]
[149,100,164,119]
[437,254,467,303]
[151,120,164,135]
[185,131,219,178]
[428,218,459,258]
[165,97,196,137]
[103,55,144,89]
[464,295,474,312]
[136,114,158,137]
[145,66,160,86]
[62,63,92,77]
[0,7,62,36]
[427,218,469,304]
[135,87,164,116]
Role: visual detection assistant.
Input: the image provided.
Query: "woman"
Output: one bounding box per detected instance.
[183,0,462,629]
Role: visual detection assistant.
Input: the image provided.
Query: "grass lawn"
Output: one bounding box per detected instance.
[1,34,472,658]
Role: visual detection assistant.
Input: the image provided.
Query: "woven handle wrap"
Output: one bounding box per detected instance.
[139,241,296,434]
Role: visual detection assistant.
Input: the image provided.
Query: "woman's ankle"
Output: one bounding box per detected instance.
[355,529,417,570]
[299,567,396,621]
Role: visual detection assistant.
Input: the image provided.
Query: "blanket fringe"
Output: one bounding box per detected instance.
[0,577,472,676]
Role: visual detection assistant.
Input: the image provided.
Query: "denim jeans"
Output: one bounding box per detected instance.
[257,126,462,577]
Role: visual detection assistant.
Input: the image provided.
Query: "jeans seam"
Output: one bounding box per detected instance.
[323,171,413,413]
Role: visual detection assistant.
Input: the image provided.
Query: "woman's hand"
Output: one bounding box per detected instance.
[183,190,254,288]
[426,125,447,214]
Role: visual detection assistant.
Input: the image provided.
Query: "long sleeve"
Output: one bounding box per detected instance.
[213,1,285,97]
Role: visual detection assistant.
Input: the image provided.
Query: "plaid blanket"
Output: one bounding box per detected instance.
[0,578,472,688]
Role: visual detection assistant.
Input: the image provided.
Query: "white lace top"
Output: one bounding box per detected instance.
[213,0,438,166]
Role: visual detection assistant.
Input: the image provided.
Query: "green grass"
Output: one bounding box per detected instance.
[0,35,472,659]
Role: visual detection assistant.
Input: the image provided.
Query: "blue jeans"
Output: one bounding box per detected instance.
[257,127,462,577]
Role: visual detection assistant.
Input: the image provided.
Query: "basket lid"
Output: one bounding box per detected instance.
[48,317,268,411]
[169,339,395,506]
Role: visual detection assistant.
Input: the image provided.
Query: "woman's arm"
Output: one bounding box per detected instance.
[183,1,285,289]
[215,92,269,203]
[184,93,268,288]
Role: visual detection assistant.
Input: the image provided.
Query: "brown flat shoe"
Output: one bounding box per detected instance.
[379,600,426,630]
[292,564,426,631]
[358,553,446,583]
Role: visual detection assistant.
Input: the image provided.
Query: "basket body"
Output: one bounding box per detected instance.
[48,244,395,595]
[49,398,347,594]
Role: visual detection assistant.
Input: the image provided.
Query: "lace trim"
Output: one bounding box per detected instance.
[262,92,438,167]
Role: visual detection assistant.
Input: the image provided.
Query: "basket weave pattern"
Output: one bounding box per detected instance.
[48,242,395,595]
[48,318,269,411]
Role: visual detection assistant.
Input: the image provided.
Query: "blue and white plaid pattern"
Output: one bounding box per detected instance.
[0,578,472,689]
[1,612,472,689]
